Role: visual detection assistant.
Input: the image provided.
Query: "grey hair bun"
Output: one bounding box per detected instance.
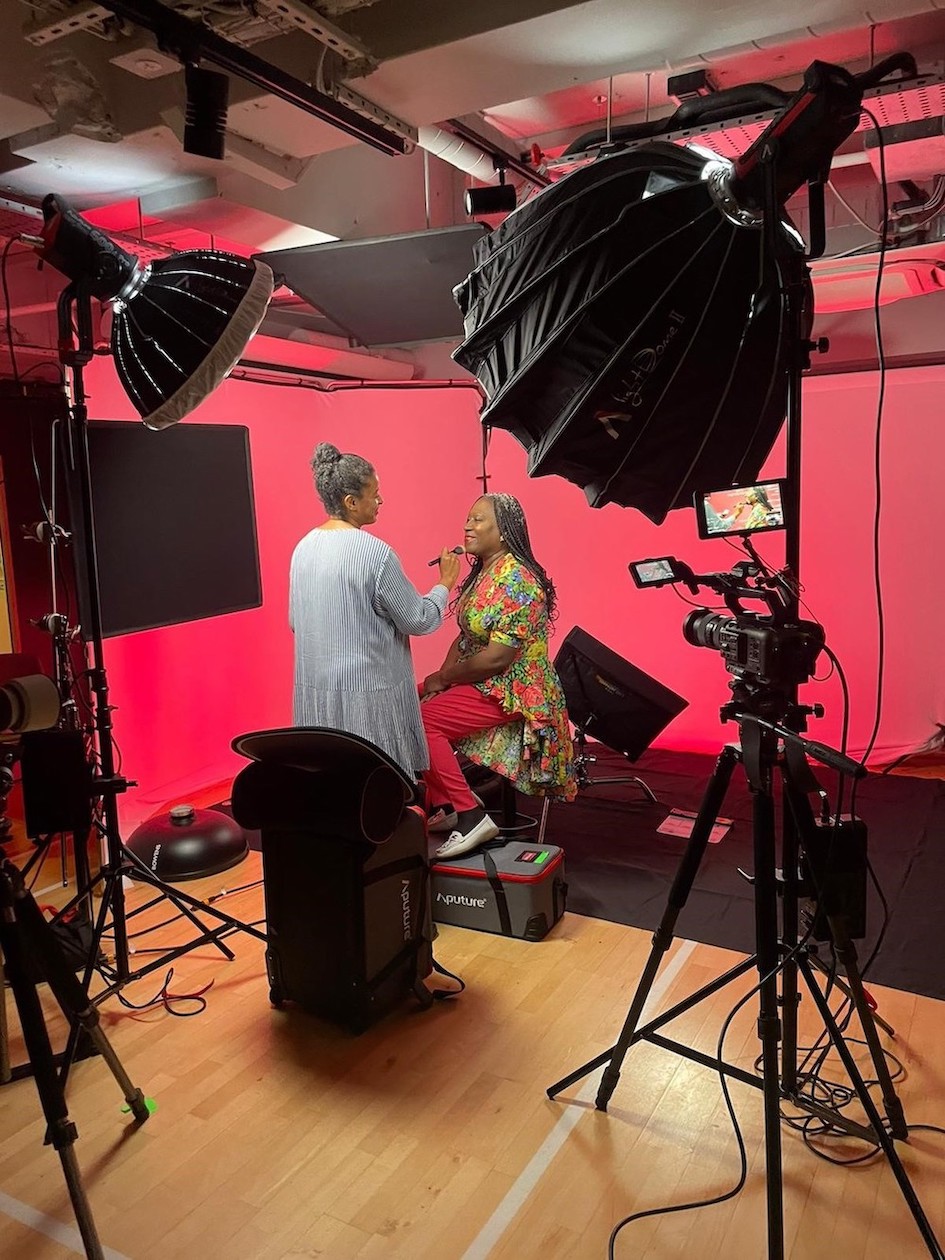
[310,443,375,516]
[314,442,342,466]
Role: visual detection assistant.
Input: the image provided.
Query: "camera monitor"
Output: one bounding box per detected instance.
[554,626,688,761]
[629,557,684,589]
[694,479,787,540]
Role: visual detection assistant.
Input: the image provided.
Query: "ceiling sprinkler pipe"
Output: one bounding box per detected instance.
[417,126,499,182]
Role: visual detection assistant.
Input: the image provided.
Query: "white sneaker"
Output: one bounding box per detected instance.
[427,806,458,834]
[427,793,483,835]
[434,814,499,860]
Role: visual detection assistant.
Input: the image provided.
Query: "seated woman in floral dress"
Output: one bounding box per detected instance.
[419,492,576,859]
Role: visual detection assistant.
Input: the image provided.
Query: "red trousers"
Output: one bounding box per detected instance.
[420,684,515,812]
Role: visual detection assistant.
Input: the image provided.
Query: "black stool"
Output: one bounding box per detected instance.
[493,776,537,842]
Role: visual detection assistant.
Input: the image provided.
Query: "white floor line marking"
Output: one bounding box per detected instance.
[0,1187,132,1259]
[462,937,698,1260]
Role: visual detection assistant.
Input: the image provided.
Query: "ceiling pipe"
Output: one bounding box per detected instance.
[245,332,416,381]
[417,126,500,182]
[417,121,550,190]
[446,118,550,189]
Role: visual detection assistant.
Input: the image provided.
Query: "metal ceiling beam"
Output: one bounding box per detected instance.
[97,0,411,155]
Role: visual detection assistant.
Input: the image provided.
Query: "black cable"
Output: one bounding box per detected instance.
[2,237,22,384]
[854,108,890,789]
[112,966,215,1018]
[608,991,751,1258]
[858,857,891,978]
[817,645,851,756]
[28,411,53,526]
[13,361,67,384]
[668,583,727,611]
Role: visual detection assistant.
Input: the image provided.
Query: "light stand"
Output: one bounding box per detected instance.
[570,723,658,803]
[537,627,689,842]
[14,194,274,1020]
[50,281,268,1006]
[538,723,659,846]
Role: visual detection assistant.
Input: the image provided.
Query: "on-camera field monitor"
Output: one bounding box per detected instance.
[694,479,787,540]
[629,558,680,588]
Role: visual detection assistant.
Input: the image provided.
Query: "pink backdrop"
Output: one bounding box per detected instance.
[79,360,945,826]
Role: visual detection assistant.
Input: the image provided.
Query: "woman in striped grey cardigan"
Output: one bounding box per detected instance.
[289,443,461,776]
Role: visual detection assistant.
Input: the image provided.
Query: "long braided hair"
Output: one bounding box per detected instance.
[456,493,558,620]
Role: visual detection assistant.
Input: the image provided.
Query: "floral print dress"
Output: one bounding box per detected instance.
[453,553,576,800]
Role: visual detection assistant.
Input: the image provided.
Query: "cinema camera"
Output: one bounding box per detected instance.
[629,556,824,691]
[1,674,62,736]
[1,673,62,845]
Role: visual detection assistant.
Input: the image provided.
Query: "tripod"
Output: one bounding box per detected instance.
[0,844,151,1259]
[547,685,943,1259]
[44,281,266,1013]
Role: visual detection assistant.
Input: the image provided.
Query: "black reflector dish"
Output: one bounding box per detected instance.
[112,251,273,430]
[453,142,812,524]
[35,194,273,430]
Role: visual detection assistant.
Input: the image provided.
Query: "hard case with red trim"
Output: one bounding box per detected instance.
[431,841,566,940]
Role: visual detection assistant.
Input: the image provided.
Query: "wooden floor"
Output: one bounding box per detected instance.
[2,851,944,1260]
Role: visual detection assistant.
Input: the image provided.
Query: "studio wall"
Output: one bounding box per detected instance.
[78,357,945,827]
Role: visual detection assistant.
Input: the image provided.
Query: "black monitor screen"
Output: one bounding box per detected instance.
[83,422,262,637]
[555,626,688,761]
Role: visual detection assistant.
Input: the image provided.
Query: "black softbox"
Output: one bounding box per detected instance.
[555,626,688,760]
[453,141,811,524]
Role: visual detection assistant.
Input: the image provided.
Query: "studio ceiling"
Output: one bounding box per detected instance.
[2,1,945,362]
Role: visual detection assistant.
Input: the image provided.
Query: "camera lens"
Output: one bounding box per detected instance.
[683,609,730,649]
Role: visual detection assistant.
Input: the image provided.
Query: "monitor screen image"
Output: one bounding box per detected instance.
[629,558,678,588]
[695,479,787,540]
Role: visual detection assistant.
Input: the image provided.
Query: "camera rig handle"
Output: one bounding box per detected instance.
[671,557,793,622]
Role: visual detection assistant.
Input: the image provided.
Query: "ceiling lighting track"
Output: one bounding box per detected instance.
[446,118,549,190]
[97,0,411,155]
[548,70,945,175]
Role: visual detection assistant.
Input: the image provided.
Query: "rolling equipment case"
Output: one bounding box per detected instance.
[231,727,440,1033]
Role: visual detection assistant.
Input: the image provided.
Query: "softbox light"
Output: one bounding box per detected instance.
[35,194,273,428]
[555,626,688,760]
[452,140,811,524]
[452,58,916,525]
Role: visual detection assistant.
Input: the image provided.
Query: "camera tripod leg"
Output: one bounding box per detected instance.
[797,949,943,1258]
[0,945,107,1260]
[750,781,786,1259]
[547,744,740,1106]
[0,849,151,1254]
[805,949,895,1037]
[0,950,10,1084]
[803,916,906,1137]
[13,883,150,1122]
